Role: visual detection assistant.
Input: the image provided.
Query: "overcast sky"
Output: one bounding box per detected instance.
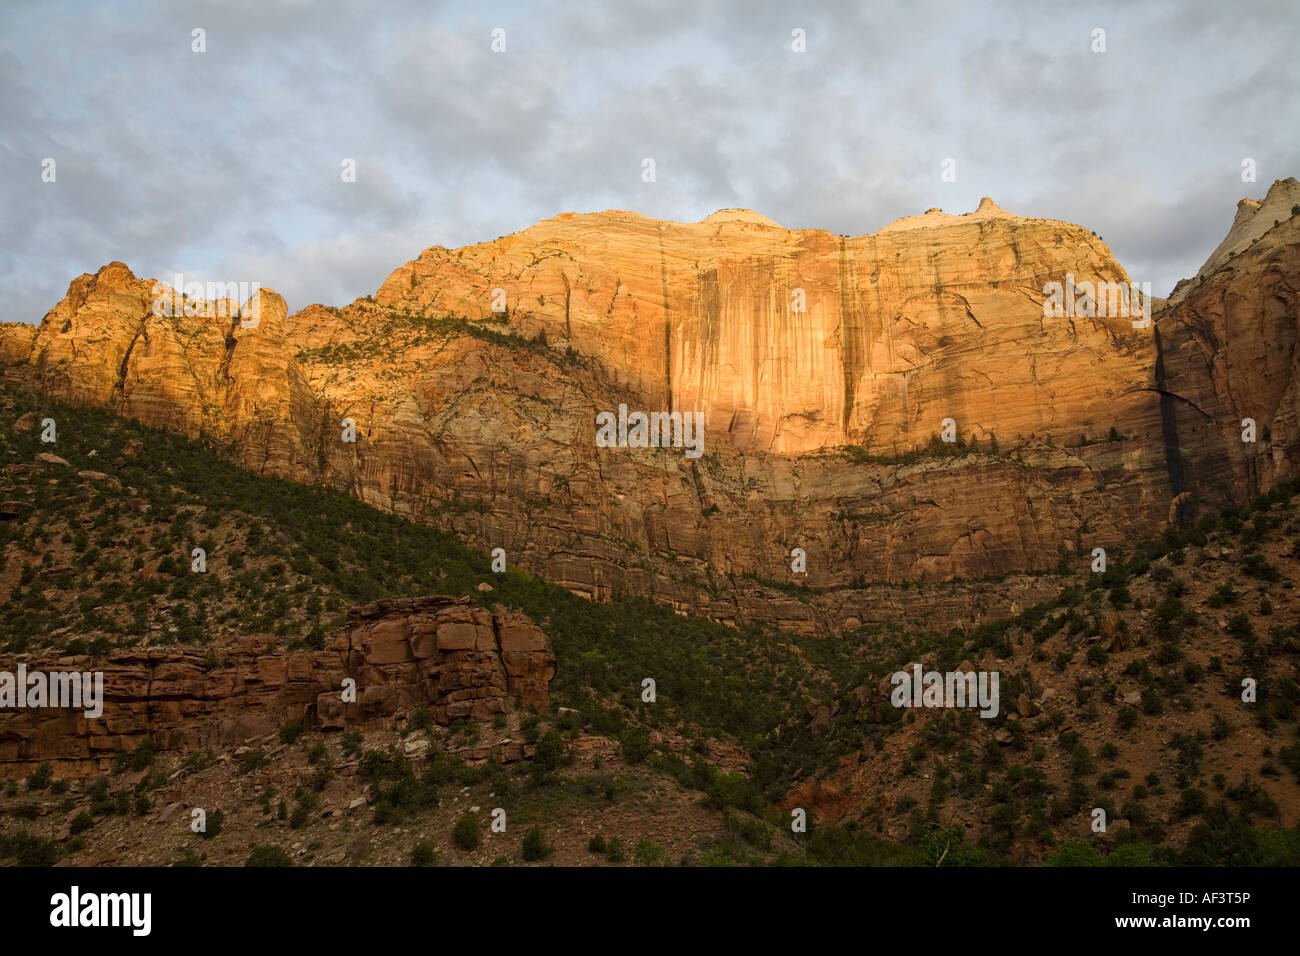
[3,0,1298,323]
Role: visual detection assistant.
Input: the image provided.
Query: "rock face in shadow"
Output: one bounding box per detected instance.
[1156,179,1300,509]
[1,187,1297,634]
[318,596,556,728]
[0,598,555,775]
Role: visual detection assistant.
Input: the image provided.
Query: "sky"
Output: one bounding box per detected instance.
[3,0,1298,323]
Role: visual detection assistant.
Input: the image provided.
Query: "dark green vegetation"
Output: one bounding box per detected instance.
[2,373,1299,865]
[0,376,861,796]
[294,307,588,371]
[842,429,1005,466]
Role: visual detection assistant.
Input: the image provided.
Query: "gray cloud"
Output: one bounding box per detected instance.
[1,0,1297,323]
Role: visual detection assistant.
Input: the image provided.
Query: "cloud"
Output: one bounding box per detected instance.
[1,0,1297,322]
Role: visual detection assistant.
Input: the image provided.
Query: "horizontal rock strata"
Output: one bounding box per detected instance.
[0,598,555,775]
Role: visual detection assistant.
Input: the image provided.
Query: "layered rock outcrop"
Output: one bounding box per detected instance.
[2,185,1296,634]
[0,639,332,776]
[0,599,555,775]
[319,596,556,727]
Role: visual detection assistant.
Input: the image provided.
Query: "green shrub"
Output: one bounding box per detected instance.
[359,747,410,782]
[423,751,462,787]
[0,831,60,866]
[289,799,314,830]
[521,826,551,862]
[238,750,268,774]
[1177,787,1209,818]
[452,813,481,852]
[530,730,566,782]
[619,728,652,764]
[1207,583,1236,608]
[1140,688,1163,716]
[198,808,224,839]
[245,844,293,867]
[408,707,433,733]
[113,738,156,774]
[1226,613,1254,640]
[341,731,363,757]
[1046,840,1102,867]
[1106,843,1165,867]
[25,762,53,791]
[279,720,305,745]
[411,840,437,866]
[633,838,666,866]
[1279,744,1300,782]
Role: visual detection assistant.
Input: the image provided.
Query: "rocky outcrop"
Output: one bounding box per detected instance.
[0,599,555,776]
[8,264,324,481]
[1,188,1296,634]
[1156,178,1300,510]
[1171,177,1300,297]
[319,596,556,727]
[373,199,1158,457]
[0,638,337,777]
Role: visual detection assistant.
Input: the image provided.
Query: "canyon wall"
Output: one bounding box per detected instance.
[1157,179,1300,506]
[3,181,1297,634]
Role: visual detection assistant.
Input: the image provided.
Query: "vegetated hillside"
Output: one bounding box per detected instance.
[0,366,852,761]
[802,485,1300,866]
[0,367,859,867]
[1,367,1298,866]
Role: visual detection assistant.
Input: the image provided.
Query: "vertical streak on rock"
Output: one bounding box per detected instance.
[659,224,673,412]
[751,257,764,417]
[862,260,873,375]
[1153,324,1186,496]
[114,314,151,405]
[217,314,239,383]
[869,237,901,432]
[698,269,721,410]
[867,234,894,379]
[562,272,572,342]
[839,237,861,437]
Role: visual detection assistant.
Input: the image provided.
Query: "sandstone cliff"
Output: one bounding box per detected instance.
[1156,178,1300,507]
[3,186,1296,634]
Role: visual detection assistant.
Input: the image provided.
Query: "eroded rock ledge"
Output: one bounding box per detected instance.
[0,596,556,776]
[320,595,556,727]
